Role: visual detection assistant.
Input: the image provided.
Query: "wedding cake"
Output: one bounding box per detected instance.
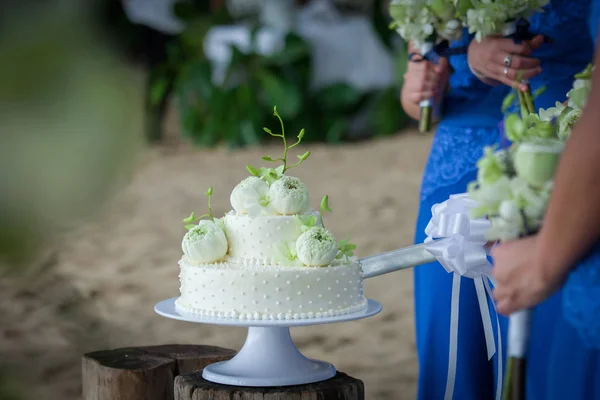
[175,109,367,320]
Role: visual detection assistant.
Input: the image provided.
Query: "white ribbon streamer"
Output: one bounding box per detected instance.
[424,193,503,400]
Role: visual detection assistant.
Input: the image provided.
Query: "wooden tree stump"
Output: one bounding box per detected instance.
[82,344,236,400]
[175,372,364,400]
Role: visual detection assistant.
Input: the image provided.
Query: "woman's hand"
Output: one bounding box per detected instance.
[491,235,568,315]
[468,35,545,91]
[400,55,450,120]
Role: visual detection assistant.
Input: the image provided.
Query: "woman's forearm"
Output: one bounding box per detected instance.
[536,49,600,277]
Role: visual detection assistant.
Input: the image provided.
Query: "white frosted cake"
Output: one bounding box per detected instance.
[175,109,367,320]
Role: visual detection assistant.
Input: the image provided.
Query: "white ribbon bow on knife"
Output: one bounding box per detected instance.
[360,193,502,400]
[424,193,503,400]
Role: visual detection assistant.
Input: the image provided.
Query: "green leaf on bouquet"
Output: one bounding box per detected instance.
[501,92,517,113]
[504,114,527,142]
[533,85,547,99]
[568,86,590,110]
[184,224,197,230]
[476,147,505,184]
[574,63,593,80]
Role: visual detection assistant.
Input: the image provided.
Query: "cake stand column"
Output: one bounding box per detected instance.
[202,326,336,387]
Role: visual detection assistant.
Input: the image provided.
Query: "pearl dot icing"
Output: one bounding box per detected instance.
[175,212,367,320]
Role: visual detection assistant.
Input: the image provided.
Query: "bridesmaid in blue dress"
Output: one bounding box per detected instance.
[471,1,599,399]
[406,33,512,400]
[410,1,594,398]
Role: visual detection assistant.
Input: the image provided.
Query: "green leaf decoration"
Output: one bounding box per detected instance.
[320,195,332,213]
[246,164,260,176]
[182,186,215,228]
[183,212,196,224]
[337,234,357,260]
[260,167,282,185]
[297,151,311,161]
[297,214,318,232]
[257,106,310,176]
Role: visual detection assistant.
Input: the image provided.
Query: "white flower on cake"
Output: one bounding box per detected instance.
[230,176,275,216]
[268,175,309,215]
[182,220,228,263]
[296,227,338,267]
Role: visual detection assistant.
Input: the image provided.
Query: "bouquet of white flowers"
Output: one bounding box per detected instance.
[389,0,468,48]
[537,64,594,140]
[465,0,550,42]
[466,64,594,399]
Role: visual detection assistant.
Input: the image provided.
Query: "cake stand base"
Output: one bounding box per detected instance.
[154,298,382,387]
[203,326,335,387]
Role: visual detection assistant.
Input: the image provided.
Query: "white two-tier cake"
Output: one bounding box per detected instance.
[175,110,367,320]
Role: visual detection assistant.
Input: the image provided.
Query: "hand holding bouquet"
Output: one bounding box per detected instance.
[389,0,468,132]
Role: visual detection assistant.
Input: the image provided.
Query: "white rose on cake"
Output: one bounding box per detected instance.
[230,176,275,216]
[182,220,228,263]
[295,227,338,266]
[268,175,309,215]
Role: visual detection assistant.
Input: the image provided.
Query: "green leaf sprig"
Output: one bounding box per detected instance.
[336,235,357,261]
[319,195,332,230]
[297,214,318,233]
[182,186,215,230]
[317,194,357,259]
[246,106,310,182]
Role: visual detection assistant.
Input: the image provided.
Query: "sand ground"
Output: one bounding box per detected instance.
[0,125,433,399]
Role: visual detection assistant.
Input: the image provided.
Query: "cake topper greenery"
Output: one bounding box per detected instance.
[183,186,215,230]
[245,106,311,185]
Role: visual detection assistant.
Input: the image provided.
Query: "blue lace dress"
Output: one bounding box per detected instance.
[413,33,511,400]
[413,2,594,398]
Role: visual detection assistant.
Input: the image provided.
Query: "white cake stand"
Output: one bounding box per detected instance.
[154,297,382,387]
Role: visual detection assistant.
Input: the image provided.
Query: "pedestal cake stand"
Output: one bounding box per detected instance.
[154,297,382,387]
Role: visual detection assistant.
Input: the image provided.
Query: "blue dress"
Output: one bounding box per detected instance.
[498,3,596,399]
[413,32,511,400]
[528,1,600,399]
[414,2,594,398]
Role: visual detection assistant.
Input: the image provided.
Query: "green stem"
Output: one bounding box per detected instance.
[319,211,326,230]
[207,195,213,221]
[502,357,513,400]
[518,91,528,119]
[273,110,288,172]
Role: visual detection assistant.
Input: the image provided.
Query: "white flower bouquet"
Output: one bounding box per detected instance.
[464,0,550,42]
[467,65,593,399]
[389,0,467,48]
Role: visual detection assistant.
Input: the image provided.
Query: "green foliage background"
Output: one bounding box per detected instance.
[148,0,410,148]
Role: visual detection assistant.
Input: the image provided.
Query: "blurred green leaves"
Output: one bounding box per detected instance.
[146,4,409,148]
[0,2,143,266]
